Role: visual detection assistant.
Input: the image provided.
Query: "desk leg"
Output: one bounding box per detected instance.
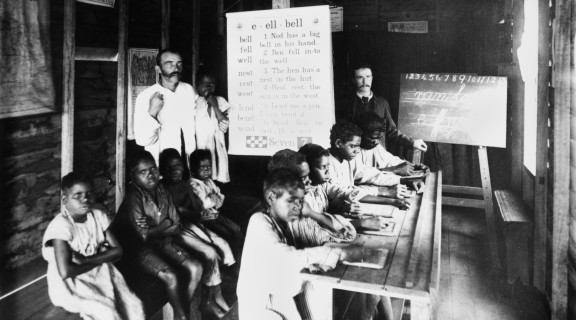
[410,300,432,320]
[308,282,332,320]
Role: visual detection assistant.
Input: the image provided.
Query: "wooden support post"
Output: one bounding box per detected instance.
[161,0,170,49]
[478,146,501,273]
[533,0,551,292]
[116,0,128,210]
[551,0,570,318]
[191,0,200,87]
[62,0,75,178]
[217,0,225,36]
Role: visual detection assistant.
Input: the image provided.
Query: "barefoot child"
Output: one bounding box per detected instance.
[114,150,203,320]
[188,149,244,256]
[42,172,144,320]
[159,148,234,317]
[237,169,363,319]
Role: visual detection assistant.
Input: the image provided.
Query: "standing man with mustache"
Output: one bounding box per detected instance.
[134,49,199,164]
[336,62,427,152]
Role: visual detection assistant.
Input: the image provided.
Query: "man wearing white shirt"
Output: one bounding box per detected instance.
[134,49,199,163]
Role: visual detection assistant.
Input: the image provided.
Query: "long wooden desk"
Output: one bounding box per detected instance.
[301,172,442,320]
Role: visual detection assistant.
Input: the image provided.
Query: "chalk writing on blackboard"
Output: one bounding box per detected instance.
[398,73,507,148]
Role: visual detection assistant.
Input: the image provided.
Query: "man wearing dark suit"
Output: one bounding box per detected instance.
[336,63,427,152]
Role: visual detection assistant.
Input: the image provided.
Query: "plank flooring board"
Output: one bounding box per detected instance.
[0,279,53,319]
[439,206,548,320]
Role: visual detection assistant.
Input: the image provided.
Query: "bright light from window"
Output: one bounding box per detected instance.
[519,0,538,174]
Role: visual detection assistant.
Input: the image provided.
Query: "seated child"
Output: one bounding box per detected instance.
[159,148,234,317]
[188,149,244,256]
[298,144,397,320]
[195,68,231,183]
[328,120,423,198]
[268,149,357,246]
[237,169,363,319]
[298,143,409,214]
[354,111,429,176]
[114,150,203,320]
[42,172,144,320]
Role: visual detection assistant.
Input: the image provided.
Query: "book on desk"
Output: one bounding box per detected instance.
[343,248,389,269]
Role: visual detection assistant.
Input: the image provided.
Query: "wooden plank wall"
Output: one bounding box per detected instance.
[551,0,571,318]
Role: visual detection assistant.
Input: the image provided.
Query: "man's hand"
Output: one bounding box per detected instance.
[413,139,427,152]
[149,92,164,119]
[378,184,410,199]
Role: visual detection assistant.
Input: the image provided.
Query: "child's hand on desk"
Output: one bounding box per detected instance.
[359,217,389,231]
[377,184,410,199]
[348,201,370,216]
[392,199,411,210]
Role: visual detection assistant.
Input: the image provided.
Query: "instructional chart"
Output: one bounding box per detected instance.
[227,6,334,156]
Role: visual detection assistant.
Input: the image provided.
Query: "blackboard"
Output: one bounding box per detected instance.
[397,73,507,148]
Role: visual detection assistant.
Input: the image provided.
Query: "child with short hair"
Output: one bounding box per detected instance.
[298,143,396,320]
[298,143,409,214]
[42,172,144,320]
[329,120,422,199]
[114,150,203,320]
[354,112,429,176]
[268,149,357,246]
[237,169,362,319]
[159,148,234,317]
[188,149,244,256]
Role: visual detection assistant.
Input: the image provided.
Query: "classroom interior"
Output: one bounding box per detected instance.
[0,0,573,319]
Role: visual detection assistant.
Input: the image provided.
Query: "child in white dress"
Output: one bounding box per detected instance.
[42,172,144,320]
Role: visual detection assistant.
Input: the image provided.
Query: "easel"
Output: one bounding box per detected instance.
[414,146,501,273]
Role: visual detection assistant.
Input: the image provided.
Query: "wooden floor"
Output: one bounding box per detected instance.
[434,206,548,320]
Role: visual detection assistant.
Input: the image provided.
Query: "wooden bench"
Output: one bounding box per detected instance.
[494,190,533,284]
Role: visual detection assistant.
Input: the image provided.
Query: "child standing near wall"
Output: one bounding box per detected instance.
[159,148,234,317]
[42,172,144,320]
[195,68,231,183]
[188,149,244,256]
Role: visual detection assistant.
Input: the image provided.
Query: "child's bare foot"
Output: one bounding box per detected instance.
[205,300,225,318]
[214,295,230,312]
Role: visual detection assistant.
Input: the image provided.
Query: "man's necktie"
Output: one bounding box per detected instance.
[361,96,369,104]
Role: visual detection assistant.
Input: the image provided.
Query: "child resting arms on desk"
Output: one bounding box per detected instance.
[328,120,425,196]
[237,169,363,320]
[354,111,429,178]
